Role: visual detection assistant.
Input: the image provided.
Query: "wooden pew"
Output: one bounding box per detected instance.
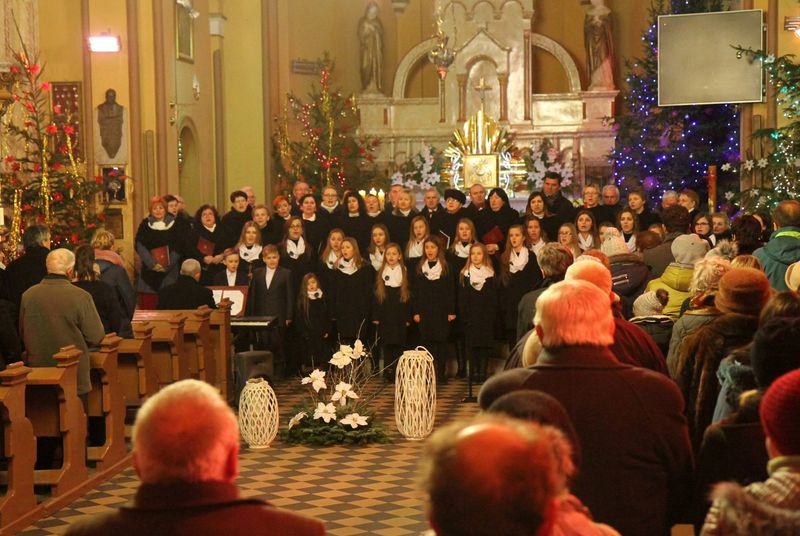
[88,334,126,471]
[209,299,232,401]
[25,346,88,497]
[118,322,156,408]
[0,362,36,527]
[132,311,188,389]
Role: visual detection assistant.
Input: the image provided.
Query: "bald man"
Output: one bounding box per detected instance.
[65,380,325,535]
[157,259,216,310]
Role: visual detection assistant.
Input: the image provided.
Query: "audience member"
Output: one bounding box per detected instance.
[731,214,764,256]
[92,229,135,337]
[646,233,708,318]
[754,199,800,290]
[64,379,325,535]
[73,245,122,335]
[679,189,700,220]
[701,368,800,535]
[629,289,673,356]
[3,223,50,310]
[627,187,661,229]
[480,279,692,536]
[515,243,573,339]
[601,233,652,318]
[157,259,216,310]
[643,205,691,277]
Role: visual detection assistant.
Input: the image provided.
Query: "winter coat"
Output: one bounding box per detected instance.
[372,286,411,346]
[712,346,756,423]
[753,226,800,291]
[458,275,498,347]
[412,269,456,343]
[97,259,136,338]
[629,314,674,357]
[74,280,123,334]
[609,253,653,318]
[667,305,721,379]
[643,231,683,278]
[646,264,693,319]
[333,266,374,340]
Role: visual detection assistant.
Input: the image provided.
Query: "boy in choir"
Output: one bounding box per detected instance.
[213,251,249,287]
[248,245,294,373]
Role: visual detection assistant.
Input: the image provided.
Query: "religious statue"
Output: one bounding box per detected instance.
[95,88,128,165]
[584,0,615,90]
[358,2,383,94]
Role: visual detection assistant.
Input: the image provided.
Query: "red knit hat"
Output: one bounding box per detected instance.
[760,368,800,456]
[715,267,772,316]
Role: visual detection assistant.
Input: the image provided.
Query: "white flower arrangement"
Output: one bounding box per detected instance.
[282,339,390,445]
[523,139,574,191]
[391,144,443,191]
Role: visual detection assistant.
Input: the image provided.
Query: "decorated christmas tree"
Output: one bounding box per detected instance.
[611,0,739,203]
[273,60,381,193]
[0,38,106,258]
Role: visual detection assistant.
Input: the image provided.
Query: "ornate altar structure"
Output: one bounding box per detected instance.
[357,0,618,190]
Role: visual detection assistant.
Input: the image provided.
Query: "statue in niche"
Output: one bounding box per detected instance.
[358,1,383,94]
[95,88,128,165]
[584,0,615,90]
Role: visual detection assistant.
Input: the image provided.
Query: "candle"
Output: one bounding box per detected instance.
[708,165,717,213]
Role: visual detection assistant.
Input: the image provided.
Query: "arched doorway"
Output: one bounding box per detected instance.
[178,124,201,211]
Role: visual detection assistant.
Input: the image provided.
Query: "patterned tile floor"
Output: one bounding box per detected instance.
[19,374,484,536]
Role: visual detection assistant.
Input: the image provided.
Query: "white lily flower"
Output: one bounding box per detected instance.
[313,402,337,423]
[331,382,360,406]
[288,411,307,430]
[757,158,769,168]
[743,160,754,171]
[724,191,735,201]
[720,163,731,172]
[329,351,352,369]
[340,413,369,429]
[300,369,327,392]
[352,339,365,358]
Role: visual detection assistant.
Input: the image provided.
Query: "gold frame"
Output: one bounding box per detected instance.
[463,154,499,189]
[176,4,194,63]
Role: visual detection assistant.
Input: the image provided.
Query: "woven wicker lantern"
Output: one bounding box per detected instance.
[238,377,279,449]
[395,346,437,440]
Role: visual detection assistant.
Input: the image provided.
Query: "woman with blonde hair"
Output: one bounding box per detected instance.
[459,242,498,383]
[92,229,135,337]
[333,237,374,344]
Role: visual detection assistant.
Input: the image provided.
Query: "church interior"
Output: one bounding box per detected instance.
[1,0,800,534]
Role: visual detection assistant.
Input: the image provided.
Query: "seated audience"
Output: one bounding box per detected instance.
[480,279,692,536]
[754,199,800,291]
[64,379,325,535]
[601,234,651,318]
[630,289,673,356]
[646,233,709,319]
[157,259,216,310]
[643,205,690,277]
[701,368,800,535]
[730,214,763,256]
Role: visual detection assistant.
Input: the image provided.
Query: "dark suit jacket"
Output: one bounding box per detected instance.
[63,481,325,536]
[213,270,249,287]
[3,245,48,308]
[480,346,693,536]
[248,266,293,324]
[157,275,216,310]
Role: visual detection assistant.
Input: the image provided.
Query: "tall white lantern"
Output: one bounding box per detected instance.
[238,378,279,450]
[395,346,437,440]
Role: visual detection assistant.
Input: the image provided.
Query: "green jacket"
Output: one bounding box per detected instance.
[754,226,800,291]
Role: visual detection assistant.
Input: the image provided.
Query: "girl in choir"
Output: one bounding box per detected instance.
[575,210,601,252]
[524,215,547,257]
[368,223,390,272]
[279,216,316,293]
[616,208,640,252]
[459,242,497,383]
[236,221,264,280]
[191,204,232,285]
[387,189,417,247]
[447,218,477,276]
[295,273,332,370]
[299,194,330,254]
[557,223,582,260]
[372,243,411,379]
[413,236,456,383]
[333,237,374,344]
[340,191,372,252]
[499,224,543,350]
[318,228,345,311]
[405,215,429,266]
[253,203,283,246]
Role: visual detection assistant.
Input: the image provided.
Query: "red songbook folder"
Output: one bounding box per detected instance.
[481,225,504,246]
[149,245,170,267]
[196,236,215,257]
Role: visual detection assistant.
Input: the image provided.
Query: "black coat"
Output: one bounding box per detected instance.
[420,205,444,233]
[3,245,48,308]
[609,253,653,319]
[636,208,662,230]
[97,260,135,338]
[212,269,249,287]
[260,220,284,246]
[279,242,316,294]
[248,266,293,325]
[74,280,123,334]
[301,215,330,255]
[316,258,338,312]
[412,269,456,342]
[135,218,182,293]
[220,207,252,240]
[0,298,21,368]
[295,296,331,341]
[387,211,417,248]
[190,224,236,284]
[339,215,372,253]
[544,192,576,222]
[500,254,543,331]
[157,275,217,311]
[372,286,410,346]
[588,204,616,226]
[333,266,374,339]
[432,209,464,246]
[458,275,498,347]
[477,207,519,252]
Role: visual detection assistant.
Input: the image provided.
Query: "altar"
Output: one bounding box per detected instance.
[357,0,618,193]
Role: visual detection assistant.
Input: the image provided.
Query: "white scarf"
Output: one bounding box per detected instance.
[528,239,545,256]
[422,260,442,281]
[326,250,339,270]
[369,249,384,272]
[348,212,360,218]
[148,219,174,231]
[381,264,403,288]
[285,237,306,259]
[454,241,471,258]
[625,234,637,253]
[578,233,595,251]
[509,247,529,274]
[308,289,323,300]
[204,224,217,233]
[303,213,316,222]
[467,264,493,291]
[367,211,381,218]
[408,240,424,259]
[239,244,262,262]
[398,209,411,217]
[322,202,338,213]
[338,257,357,275]
[531,211,545,219]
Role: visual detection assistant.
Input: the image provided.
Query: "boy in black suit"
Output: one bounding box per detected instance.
[248,245,294,373]
[213,251,249,287]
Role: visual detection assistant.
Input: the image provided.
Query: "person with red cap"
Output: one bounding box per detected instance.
[701,368,800,535]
